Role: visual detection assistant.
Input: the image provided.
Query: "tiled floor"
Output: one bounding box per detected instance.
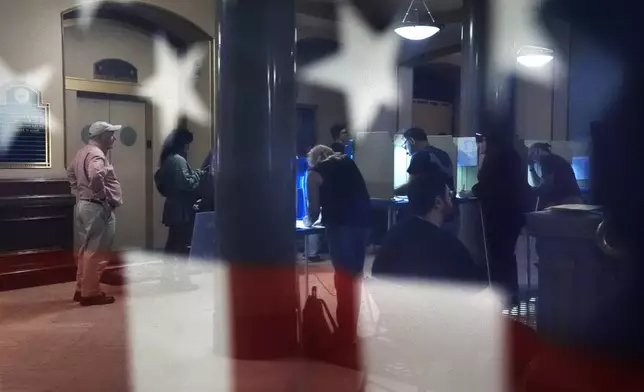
[1,245,532,392]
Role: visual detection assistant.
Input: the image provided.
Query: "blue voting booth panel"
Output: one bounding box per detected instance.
[295,157,308,221]
[571,156,589,181]
[346,139,355,160]
[189,212,217,261]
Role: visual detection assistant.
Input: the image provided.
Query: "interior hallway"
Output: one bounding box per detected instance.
[1,243,536,392]
[0,257,353,392]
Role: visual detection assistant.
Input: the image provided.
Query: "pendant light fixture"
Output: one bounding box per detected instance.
[516,0,553,67]
[517,45,554,67]
[395,0,443,41]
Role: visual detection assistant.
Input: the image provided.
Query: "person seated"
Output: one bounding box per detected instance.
[394,127,455,195]
[372,172,487,283]
[393,127,460,237]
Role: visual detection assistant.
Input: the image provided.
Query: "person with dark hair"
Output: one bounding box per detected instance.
[304,144,371,344]
[372,172,485,283]
[529,142,582,210]
[329,123,349,154]
[394,127,459,236]
[472,129,530,302]
[154,128,206,288]
[395,128,455,194]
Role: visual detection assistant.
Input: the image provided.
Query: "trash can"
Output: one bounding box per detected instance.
[526,209,643,356]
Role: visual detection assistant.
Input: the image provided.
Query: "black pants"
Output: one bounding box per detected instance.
[164,223,194,257]
[486,224,522,296]
[326,226,370,343]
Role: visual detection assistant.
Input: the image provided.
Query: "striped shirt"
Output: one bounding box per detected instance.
[67,141,123,208]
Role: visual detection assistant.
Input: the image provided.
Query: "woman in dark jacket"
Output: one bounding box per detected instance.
[472,128,530,302]
[154,128,205,287]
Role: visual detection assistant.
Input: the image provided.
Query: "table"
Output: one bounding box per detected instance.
[371,196,409,230]
[189,213,325,348]
[188,213,325,263]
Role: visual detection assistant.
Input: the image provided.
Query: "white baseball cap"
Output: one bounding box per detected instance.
[88,121,122,138]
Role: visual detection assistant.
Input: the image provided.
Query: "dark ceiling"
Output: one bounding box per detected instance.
[297,0,464,28]
[296,0,464,68]
[63,0,463,68]
[63,2,211,48]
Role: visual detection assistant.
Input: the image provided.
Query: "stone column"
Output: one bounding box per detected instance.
[214,0,298,361]
[460,0,517,142]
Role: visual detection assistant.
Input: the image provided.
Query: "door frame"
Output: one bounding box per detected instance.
[296,103,318,156]
[65,78,154,249]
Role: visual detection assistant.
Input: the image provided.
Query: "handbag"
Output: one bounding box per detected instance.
[302,286,338,360]
[154,167,167,197]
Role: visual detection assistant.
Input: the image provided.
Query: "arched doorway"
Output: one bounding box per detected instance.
[61,1,213,252]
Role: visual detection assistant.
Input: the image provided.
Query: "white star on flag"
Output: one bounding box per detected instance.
[75,0,134,30]
[137,37,209,138]
[0,59,57,149]
[298,3,401,134]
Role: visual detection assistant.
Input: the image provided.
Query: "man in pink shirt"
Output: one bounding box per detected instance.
[67,121,123,306]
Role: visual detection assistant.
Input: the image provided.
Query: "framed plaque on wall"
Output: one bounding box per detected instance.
[0,84,51,168]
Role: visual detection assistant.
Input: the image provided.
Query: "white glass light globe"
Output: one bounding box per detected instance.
[517,54,554,67]
[394,25,441,41]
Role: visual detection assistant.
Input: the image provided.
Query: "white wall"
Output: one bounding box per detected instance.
[297,84,346,146]
[515,65,554,141]
[412,100,453,135]
[0,0,215,180]
[62,21,212,164]
[63,19,212,250]
[430,51,559,142]
[63,21,152,80]
[296,17,349,147]
[397,66,414,132]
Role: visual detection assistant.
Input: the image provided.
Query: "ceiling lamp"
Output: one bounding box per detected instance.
[394,0,443,41]
[517,45,554,67]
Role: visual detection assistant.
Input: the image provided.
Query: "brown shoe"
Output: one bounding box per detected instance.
[80,293,116,306]
[73,291,81,302]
